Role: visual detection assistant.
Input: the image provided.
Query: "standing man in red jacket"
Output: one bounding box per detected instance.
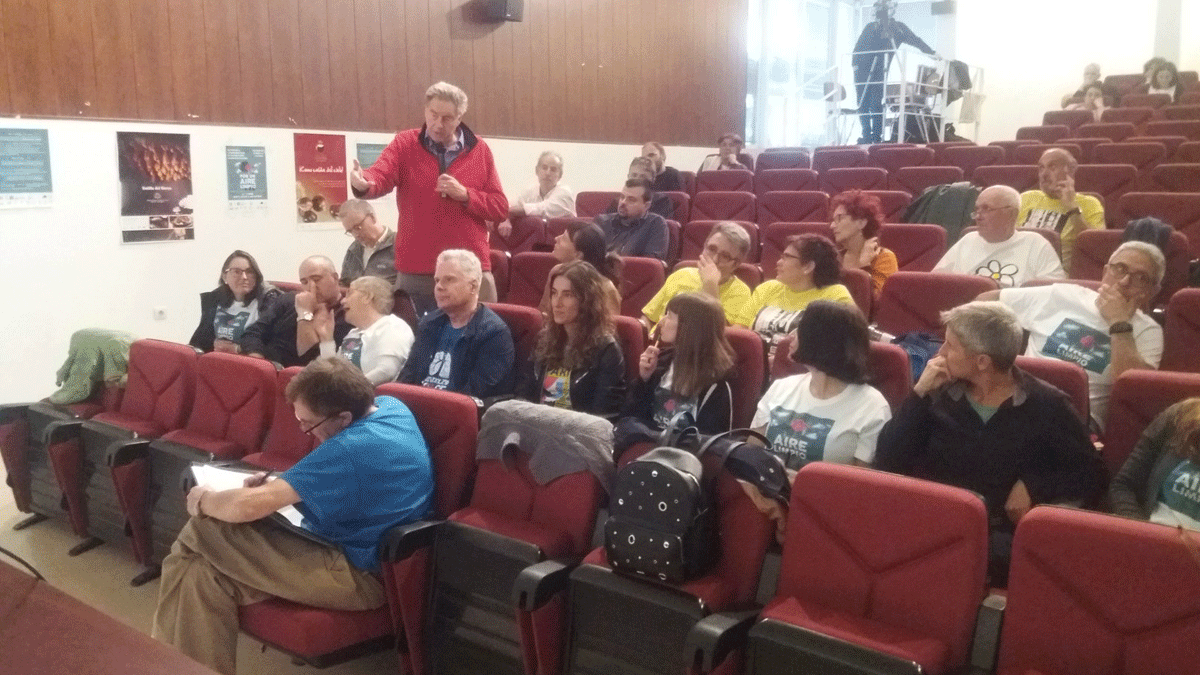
[350,82,508,316]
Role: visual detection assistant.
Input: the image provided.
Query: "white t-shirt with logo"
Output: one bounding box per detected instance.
[1150,458,1200,532]
[998,283,1162,429]
[213,299,259,343]
[338,314,414,386]
[934,231,1064,288]
[751,372,891,470]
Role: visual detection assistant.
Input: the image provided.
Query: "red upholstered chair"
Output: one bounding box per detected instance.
[1076,122,1137,142]
[505,252,559,309]
[1101,106,1159,130]
[1103,370,1200,476]
[270,280,303,293]
[544,216,593,243]
[874,272,998,337]
[926,141,975,164]
[841,268,873,318]
[680,170,697,196]
[491,216,546,254]
[575,191,619,217]
[619,257,668,319]
[662,191,692,224]
[771,340,912,412]
[1149,162,1200,192]
[941,145,1004,180]
[1042,109,1095,131]
[756,149,811,172]
[665,219,682,264]
[756,191,829,228]
[696,169,755,194]
[1093,141,1169,174]
[1071,228,1189,306]
[485,303,543,367]
[1016,124,1071,144]
[962,225,1061,258]
[1117,192,1200,258]
[680,221,760,263]
[1144,119,1200,140]
[1120,92,1173,108]
[613,315,646,381]
[754,168,819,196]
[877,223,947,272]
[869,146,934,173]
[997,506,1200,675]
[1104,73,1144,95]
[1174,140,1200,162]
[1163,288,1200,373]
[863,190,911,222]
[488,249,510,303]
[760,222,833,278]
[240,367,314,472]
[1058,136,1113,163]
[812,146,869,173]
[987,140,1037,162]
[971,165,1039,192]
[691,191,756,223]
[821,167,888,195]
[239,383,480,672]
[673,260,764,291]
[725,327,768,428]
[1010,143,1083,165]
[742,463,988,675]
[1014,355,1090,423]
[1073,164,1139,221]
[392,290,420,331]
[1183,91,1200,106]
[892,165,964,195]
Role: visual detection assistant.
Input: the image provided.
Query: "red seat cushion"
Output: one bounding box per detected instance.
[159,429,243,459]
[449,506,574,560]
[89,412,166,439]
[238,599,391,658]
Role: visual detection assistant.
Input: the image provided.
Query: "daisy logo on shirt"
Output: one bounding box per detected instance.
[976,260,1018,288]
[1041,318,1111,374]
[765,408,835,470]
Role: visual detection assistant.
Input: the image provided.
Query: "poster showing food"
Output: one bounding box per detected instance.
[226,145,268,214]
[0,128,53,208]
[294,133,347,229]
[117,131,194,244]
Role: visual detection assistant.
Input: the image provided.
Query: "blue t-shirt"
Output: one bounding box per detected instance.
[422,324,465,390]
[279,396,434,571]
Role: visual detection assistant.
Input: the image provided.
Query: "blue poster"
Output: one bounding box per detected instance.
[0,128,53,208]
[226,146,268,201]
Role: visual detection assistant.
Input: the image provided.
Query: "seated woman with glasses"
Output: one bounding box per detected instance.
[1111,397,1200,532]
[189,250,280,353]
[640,221,753,329]
[829,190,898,294]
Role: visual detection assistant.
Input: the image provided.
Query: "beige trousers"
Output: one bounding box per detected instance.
[151,516,385,675]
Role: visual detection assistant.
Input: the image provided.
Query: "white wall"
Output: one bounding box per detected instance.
[0,117,713,402]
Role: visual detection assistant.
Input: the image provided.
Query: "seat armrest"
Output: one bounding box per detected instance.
[149,438,215,463]
[0,403,33,425]
[42,419,84,445]
[106,439,152,466]
[968,592,1007,672]
[685,609,760,673]
[378,519,442,562]
[512,559,576,611]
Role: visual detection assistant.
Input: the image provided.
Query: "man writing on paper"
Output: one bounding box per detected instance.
[152,357,434,675]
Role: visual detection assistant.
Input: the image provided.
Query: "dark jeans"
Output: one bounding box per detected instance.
[855,75,885,144]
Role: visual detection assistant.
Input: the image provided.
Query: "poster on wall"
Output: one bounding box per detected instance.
[356,142,387,170]
[0,128,53,209]
[117,131,195,244]
[294,133,347,229]
[226,145,268,215]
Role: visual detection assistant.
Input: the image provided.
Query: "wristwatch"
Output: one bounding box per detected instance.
[1108,321,1133,335]
[298,310,314,322]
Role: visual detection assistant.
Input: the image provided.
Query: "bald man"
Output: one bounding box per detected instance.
[240,256,352,367]
[1017,148,1105,273]
[935,185,1064,288]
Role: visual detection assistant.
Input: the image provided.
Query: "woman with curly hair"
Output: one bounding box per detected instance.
[1111,397,1200,531]
[518,260,625,415]
[829,189,898,294]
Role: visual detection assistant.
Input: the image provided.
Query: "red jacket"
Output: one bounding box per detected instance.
[356,125,508,274]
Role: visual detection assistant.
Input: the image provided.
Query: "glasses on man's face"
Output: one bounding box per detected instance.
[299,414,335,436]
[972,204,1013,216]
[224,267,255,278]
[343,217,371,237]
[704,244,738,265]
[1104,262,1155,288]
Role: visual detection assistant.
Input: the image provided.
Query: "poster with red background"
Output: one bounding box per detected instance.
[294,133,347,229]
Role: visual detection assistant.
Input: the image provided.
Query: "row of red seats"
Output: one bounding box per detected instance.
[1101,70,1200,96]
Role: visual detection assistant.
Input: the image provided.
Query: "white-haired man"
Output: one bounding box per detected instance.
[507,150,576,219]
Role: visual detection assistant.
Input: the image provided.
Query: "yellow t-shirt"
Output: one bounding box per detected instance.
[641,267,752,325]
[1017,190,1104,274]
[733,281,855,332]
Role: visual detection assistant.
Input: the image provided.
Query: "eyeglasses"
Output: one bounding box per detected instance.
[704,244,739,265]
[779,251,803,262]
[224,267,255,278]
[971,204,1014,216]
[1104,262,1155,288]
[299,414,336,436]
[343,217,372,237]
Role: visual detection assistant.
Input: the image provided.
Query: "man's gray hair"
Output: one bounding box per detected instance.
[940,301,1024,371]
[426,81,468,116]
[340,198,375,220]
[538,150,563,168]
[350,276,395,314]
[437,249,483,284]
[1111,240,1166,288]
[710,221,751,259]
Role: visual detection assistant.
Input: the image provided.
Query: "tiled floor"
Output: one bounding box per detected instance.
[0,465,396,674]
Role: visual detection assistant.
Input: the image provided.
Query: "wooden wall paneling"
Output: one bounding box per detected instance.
[400,0,431,130]
[579,0,600,142]
[129,0,176,121]
[201,0,244,125]
[630,0,650,146]
[547,0,569,139]
[266,0,303,127]
[491,11,520,138]
[89,0,138,118]
[376,0,407,132]
[326,0,361,130]
[524,0,551,140]
[236,1,275,126]
[0,1,10,113]
[165,0,209,123]
[426,0,452,99]
[590,0,613,143]
[731,0,748,138]
[352,0,386,131]
[3,0,59,115]
[473,12,508,137]
[446,0,474,106]
[297,0,334,129]
[607,0,630,144]
[45,0,97,117]
[561,0,583,142]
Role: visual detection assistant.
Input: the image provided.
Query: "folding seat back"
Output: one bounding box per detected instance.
[863,190,912,222]
[612,315,645,382]
[661,191,691,224]
[998,507,1200,675]
[1120,92,1172,108]
[812,146,869,173]
[619,257,668,318]
[1043,109,1095,130]
[748,463,987,675]
[1072,163,1139,215]
[665,219,681,264]
[1092,141,1168,174]
[1184,92,1200,106]
[1144,119,1200,140]
[92,339,198,438]
[1016,124,1071,143]
[891,165,963,196]
[1104,370,1200,475]
[754,168,819,196]
[874,272,998,337]
[756,149,811,172]
[680,220,759,263]
[1076,122,1137,142]
[821,167,888,195]
[1100,106,1158,129]
[987,140,1037,162]
[505,251,558,309]
[488,249,510,302]
[1058,136,1112,163]
[241,367,315,472]
[1014,355,1090,423]
[941,145,1004,179]
[491,216,546,254]
[1071,228,1189,305]
[1118,192,1200,258]
[771,341,912,412]
[877,223,946,272]
[757,190,828,228]
[690,191,755,222]
[1011,143,1083,165]
[761,222,832,278]
[486,302,543,367]
[725,327,767,428]
[869,146,934,174]
[575,191,619,218]
[1175,140,1200,162]
[1150,163,1200,192]
[841,268,873,318]
[544,216,593,243]
[926,141,976,164]
[695,169,754,193]
[1104,73,1144,94]
[1163,288,1200,373]
[679,170,696,195]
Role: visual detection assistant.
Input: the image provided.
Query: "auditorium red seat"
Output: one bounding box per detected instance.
[661,191,691,224]
[1117,192,1200,257]
[240,367,314,472]
[680,220,760,263]
[1043,109,1095,130]
[1073,164,1139,222]
[1070,228,1189,305]
[1077,122,1137,142]
[1120,92,1173,108]
[1011,143,1083,165]
[772,341,912,412]
[619,257,667,318]
[877,223,947,272]
[874,271,998,337]
[544,216,593,243]
[1149,163,1200,191]
[987,139,1038,162]
[997,506,1200,675]
[1181,91,1200,106]
[757,190,829,228]
[1092,141,1169,178]
[927,141,975,164]
[1144,119,1200,140]
[1103,370,1200,475]
[941,145,1004,180]
[575,191,619,218]
[863,190,912,221]
[612,315,646,381]
[971,165,1040,192]
[1162,288,1200,374]
[1136,135,1190,160]
[756,149,811,172]
[760,222,833,278]
[1179,70,1200,91]
[754,168,819,196]
[672,260,764,291]
[1016,124,1071,144]
[487,249,509,302]
[1014,355,1090,423]
[869,146,934,173]
[486,302,543,366]
[690,191,755,223]
[725,327,767,428]
[505,252,558,309]
[490,216,545,254]
[1100,106,1158,130]
[665,218,681,263]
[821,167,888,195]
[1058,136,1112,163]
[891,165,964,195]
[1176,140,1200,162]
[695,169,755,193]
[1104,73,1144,95]
[812,146,870,173]
[840,268,873,318]
[742,463,988,675]
[680,170,696,196]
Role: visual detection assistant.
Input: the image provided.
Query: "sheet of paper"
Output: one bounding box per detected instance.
[190,464,307,528]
